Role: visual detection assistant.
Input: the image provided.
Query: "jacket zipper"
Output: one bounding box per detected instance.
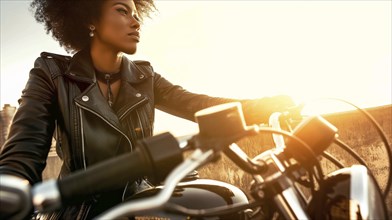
[135,110,145,138]
[119,98,149,201]
[121,110,145,202]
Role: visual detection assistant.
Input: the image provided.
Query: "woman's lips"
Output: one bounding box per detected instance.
[128,32,140,41]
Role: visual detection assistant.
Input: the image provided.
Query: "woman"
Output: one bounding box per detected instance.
[0,0,294,218]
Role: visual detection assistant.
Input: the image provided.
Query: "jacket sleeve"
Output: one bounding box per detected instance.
[153,73,294,125]
[0,57,57,185]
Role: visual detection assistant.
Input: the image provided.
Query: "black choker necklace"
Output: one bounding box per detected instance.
[95,70,121,107]
[95,70,122,83]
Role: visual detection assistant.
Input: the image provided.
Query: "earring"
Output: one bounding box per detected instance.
[89,25,95,37]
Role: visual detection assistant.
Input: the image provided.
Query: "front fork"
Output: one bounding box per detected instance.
[250,150,310,220]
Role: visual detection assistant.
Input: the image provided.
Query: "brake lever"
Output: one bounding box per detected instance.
[224,142,268,174]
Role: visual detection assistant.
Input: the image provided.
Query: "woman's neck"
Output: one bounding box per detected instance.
[90,44,123,74]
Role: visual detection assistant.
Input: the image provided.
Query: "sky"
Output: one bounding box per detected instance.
[1,0,391,136]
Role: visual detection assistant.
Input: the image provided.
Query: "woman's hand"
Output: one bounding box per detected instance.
[241,95,296,125]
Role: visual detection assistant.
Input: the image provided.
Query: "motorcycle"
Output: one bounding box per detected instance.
[0,100,390,220]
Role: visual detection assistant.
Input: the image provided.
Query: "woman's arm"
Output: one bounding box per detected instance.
[153,73,294,125]
[0,57,57,185]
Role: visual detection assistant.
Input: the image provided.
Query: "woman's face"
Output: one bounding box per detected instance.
[93,0,141,54]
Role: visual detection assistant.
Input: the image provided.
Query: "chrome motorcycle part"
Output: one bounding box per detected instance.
[309,165,388,220]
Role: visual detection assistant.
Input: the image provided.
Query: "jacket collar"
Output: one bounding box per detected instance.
[66,48,147,84]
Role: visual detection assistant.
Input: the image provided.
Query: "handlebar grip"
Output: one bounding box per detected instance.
[32,132,183,212]
[58,147,150,205]
[0,175,32,220]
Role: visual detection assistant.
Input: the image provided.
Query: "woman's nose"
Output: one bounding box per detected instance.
[130,16,140,30]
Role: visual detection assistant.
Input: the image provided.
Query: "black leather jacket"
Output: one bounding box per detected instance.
[0,48,293,218]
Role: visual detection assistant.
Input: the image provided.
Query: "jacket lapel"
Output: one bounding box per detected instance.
[115,82,148,119]
[116,57,150,118]
[74,83,122,130]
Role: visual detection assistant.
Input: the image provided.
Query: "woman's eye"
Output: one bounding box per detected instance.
[117,8,128,15]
